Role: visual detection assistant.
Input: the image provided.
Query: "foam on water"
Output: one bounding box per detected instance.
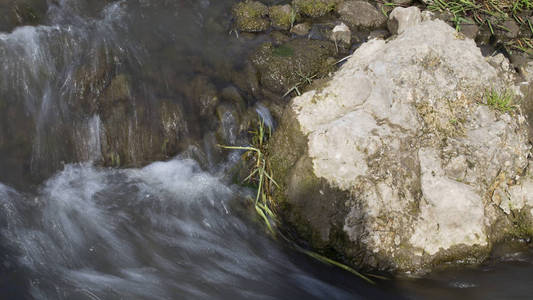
[0,159,375,299]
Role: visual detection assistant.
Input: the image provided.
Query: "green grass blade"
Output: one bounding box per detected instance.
[300,249,375,285]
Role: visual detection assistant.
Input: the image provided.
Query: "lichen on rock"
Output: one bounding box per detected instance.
[269,4,295,31]
[269,8,532,273]
[249,38,335,94]
[232,0,269,32]
[293,0,337,18]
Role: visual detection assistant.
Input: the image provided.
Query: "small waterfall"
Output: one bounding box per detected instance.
[0,1,392,299]
[255,103,275,131]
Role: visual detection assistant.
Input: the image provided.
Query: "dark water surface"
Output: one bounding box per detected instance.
[0,0,532,299]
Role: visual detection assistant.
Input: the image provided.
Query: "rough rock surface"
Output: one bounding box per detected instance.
[249,39,335,94]
[232,0,269,32]
[293,0,336,18]
[0,0,48,32]
[269,4,293,30]
[270,10,532,273]
[337,0,386,30]
[388,6,421,35]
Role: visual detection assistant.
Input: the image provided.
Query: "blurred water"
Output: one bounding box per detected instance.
[0,0,259,187]
[0,159,390,299]
[0,0,532,299]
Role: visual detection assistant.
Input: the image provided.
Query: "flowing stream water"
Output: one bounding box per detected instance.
[0,1,532,299]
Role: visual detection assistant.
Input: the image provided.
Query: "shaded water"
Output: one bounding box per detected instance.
[0,0,532,299]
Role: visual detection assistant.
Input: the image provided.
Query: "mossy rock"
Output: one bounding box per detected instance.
[233,0,269,32]
[293,0,337,18]
[268,107,365,267]
[249,38,335,94]
[102,74,131,103]
[269,4,295,31]
[0,0,48,31]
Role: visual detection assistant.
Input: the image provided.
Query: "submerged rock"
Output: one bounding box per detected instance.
[233,0,269,32]
[270,8,532,273]
[269,4,294,31]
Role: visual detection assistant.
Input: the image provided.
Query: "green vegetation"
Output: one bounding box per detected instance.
[233,0,269,32]
[269,5,295,30]
[293,0,336,18]
[219,118,376,284]
[486,88,515,112]
[219,119,278,234]
[425,0,533,55]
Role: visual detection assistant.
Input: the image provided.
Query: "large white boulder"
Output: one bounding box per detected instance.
[270,9,531,272]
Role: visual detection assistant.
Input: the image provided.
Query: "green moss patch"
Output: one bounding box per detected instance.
[233,1,270,32]
[293,0,337,18]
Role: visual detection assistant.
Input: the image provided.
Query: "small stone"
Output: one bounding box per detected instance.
[233,1,269,32]
[501,20,520,39]
[487,53,511,73]
[338,0,387,30]
[331,22,351,46]
[460,19,478,40]
[388,6,421,35]
[291,22,311,36]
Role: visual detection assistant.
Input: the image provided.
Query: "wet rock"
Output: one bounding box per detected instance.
[293,0,336,18]
[216,103,240,145]
[269,4,294,31]
[183,75,220,117]
[388,6,421,35]
[269,17,531,273]
[230,62,260,98]
[291,22,310,36]
[338,0,386,30]
[233,0,269,32]
[0,0,48,32]
[249,38,335,95]
[270,30,291,45]
[221,85,246,111]
[101,74,131,104]
[159,99,189,158]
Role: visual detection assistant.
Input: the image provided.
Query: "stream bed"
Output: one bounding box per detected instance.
[0,0,532,299]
